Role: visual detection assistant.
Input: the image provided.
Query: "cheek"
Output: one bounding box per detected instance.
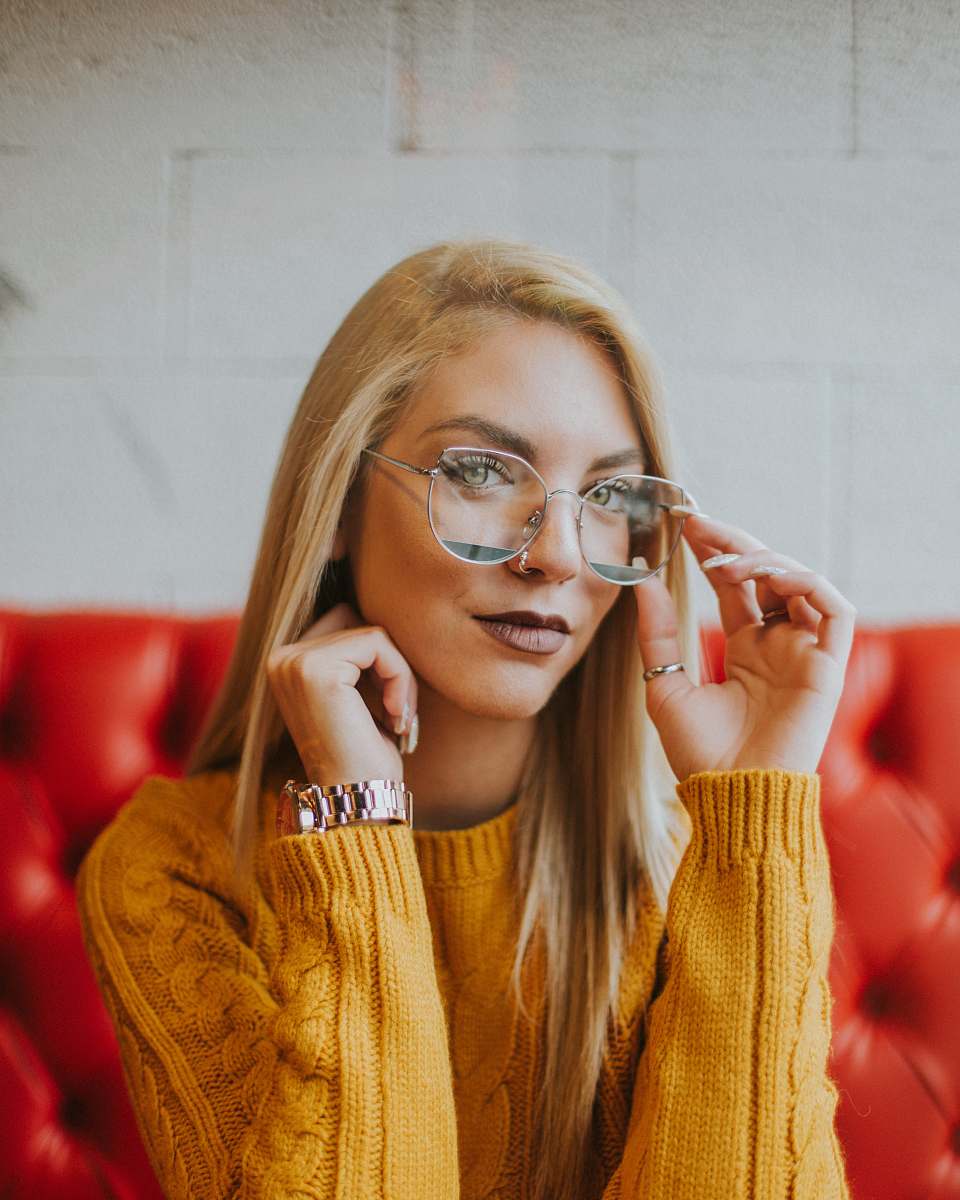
[354,500,460,625]
[582,583,629,647]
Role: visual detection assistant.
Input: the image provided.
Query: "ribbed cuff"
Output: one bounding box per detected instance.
[268,823,422,920]
[675,768,823,869]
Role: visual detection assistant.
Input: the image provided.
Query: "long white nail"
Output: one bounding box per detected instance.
[702,552,740,570]
[394,699,410,736]
[670,504,712,518]
[400,712,419,756]
[749,565,788,577]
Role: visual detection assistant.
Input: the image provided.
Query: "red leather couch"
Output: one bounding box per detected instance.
[0,606,957,1198]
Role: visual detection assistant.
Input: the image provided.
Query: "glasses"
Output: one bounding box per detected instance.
[361,444,700,586]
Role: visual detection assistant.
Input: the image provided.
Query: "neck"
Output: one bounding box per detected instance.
[395,683,536,831]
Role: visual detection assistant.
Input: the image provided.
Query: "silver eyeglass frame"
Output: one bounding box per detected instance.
[361,444,700,586]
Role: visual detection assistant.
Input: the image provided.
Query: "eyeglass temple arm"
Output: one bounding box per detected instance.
[362,447,437,477]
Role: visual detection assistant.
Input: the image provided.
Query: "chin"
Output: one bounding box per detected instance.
[443,670,559,723]
[404,625,568,718]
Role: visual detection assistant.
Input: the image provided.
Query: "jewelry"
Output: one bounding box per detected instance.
[642,604,792,682]
[278,778,413,837]
[643,662,685,682]
[518,549,535,574]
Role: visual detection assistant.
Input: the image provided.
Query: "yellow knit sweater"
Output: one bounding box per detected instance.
[75,764,850,1199]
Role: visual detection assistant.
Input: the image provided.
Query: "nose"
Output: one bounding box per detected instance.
[516,487,583,578]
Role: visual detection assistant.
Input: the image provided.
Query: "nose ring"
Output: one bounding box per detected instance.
[518,550,535,575]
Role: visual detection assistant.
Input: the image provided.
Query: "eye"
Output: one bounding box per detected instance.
[444,452,514,489]
[583,476,632,507]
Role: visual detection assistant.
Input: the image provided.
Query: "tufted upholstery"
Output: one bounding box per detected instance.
[0,606,957,1198]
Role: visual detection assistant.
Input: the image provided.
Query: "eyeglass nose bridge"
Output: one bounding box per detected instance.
[522,485,588,539]
[545,486,587,505]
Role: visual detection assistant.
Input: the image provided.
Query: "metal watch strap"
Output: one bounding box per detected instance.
[279,778,413,837]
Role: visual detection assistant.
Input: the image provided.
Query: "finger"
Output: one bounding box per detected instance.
[699,545,818,628]
[268,603,362,671]
[779,592,822,632]
[754,569,857,662]
[357,663,419,738]
[295,604,417,731]
[355,672,398,736]
[632,567,697,709]
[680,513,770,633]
[681,511,768,558]
[679,515,846,648]
[321,626,417,730]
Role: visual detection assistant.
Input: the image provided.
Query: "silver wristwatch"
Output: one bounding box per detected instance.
[278,778,413,838]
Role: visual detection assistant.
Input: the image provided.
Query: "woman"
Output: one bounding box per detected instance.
[76,237,854,1199]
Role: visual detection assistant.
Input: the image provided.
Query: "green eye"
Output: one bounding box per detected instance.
[584,478,632,507]
[444,452,513,488]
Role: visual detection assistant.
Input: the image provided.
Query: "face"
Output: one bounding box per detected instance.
[333,318,649,723]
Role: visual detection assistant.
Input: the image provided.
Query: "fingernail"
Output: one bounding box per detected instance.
[400,712,419,756]
[749,565,788,577]
[394,699,410,736]
[702,552,740,570]
[670,504,712,518]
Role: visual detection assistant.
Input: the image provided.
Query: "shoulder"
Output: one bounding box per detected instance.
[76,767,245,904]
[108,766,238,841]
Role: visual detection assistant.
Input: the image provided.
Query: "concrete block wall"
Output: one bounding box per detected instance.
[1,0,958,622]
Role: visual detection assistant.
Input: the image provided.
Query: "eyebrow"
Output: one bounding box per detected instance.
[417,416,647,474]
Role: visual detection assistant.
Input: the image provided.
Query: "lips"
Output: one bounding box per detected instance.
[473,610,571,634]
[474,617,568,655]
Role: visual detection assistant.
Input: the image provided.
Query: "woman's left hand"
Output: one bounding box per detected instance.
[633,511,857,782]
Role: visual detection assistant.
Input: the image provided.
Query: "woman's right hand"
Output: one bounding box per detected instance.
[265,601,418,785]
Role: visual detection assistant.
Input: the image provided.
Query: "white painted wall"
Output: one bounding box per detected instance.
[2,1,958,622]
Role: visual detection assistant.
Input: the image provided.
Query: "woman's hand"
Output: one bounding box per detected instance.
[266,601,418,786]
[633,512,857,781]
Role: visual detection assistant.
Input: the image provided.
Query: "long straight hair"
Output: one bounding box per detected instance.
[185,237,700,1200]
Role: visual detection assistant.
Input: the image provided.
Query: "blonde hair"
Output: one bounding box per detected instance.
[186,236,700,1200]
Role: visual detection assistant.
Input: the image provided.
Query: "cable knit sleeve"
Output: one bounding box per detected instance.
[74,774,460,1200]
[600,768,851,1199]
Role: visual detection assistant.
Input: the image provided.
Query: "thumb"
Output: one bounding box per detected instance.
[632,567,694,709]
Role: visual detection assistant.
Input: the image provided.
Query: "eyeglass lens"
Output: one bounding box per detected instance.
[428,448,686,584]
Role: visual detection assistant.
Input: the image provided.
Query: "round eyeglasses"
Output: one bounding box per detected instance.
[361,444,700,586]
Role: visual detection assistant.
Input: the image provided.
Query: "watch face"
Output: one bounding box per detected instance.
[276,783,302,839]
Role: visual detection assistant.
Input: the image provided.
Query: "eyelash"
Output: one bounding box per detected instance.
[459,452,508,476]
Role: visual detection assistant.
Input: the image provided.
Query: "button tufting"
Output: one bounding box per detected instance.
[867,726,893,763]
[62,840,90,878]
[861,981,891,1018]
[59,1093,85,1129]
[160,701,192,759]
[0,707,25,757]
